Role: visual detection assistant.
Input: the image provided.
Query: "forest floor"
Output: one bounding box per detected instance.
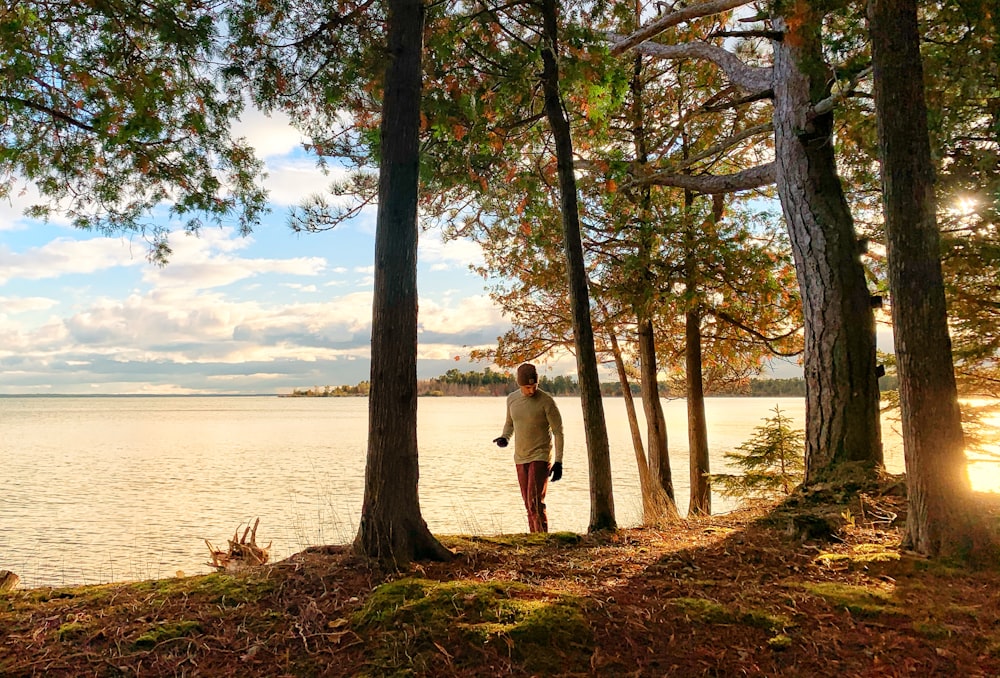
[3,479,1000,677]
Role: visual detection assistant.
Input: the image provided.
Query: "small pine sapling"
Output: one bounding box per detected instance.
[712,405,805,501]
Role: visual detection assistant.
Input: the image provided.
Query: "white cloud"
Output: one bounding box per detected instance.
[0,182,79,232]
[0,211,515,392]
[0,194,32,232]
[419,228,484,271]
[419,295,505,334]
[142,229,328,291]
[264,158,350,207]
[0,296,59,314]
[0,237,143,284]
[0,319,70,355]
[232,107,305,159]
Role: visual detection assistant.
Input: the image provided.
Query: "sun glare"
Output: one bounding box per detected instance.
[966,400,1000,493]
[948,196,979,218]
[968,457,1000,493]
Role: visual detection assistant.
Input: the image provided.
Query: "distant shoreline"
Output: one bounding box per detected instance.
[0,393,272,398]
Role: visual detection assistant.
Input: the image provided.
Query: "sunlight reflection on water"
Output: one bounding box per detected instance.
[0,394,930,588]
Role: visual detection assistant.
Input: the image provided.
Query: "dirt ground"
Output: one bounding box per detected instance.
[3,491,1000,677]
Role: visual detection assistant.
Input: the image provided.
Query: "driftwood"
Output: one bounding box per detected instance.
[0,570,18,592]
[205,518,271,573]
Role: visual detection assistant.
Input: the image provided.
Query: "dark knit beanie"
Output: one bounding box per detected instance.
[516,363,538,386]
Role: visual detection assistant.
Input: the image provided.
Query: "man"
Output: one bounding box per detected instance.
[493,363,564,533]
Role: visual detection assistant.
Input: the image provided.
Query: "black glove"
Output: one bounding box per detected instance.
[492,436,508,448]
[549,461,563,482]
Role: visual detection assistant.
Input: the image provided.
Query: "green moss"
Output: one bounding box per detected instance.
[814,547,900,569]
[768,634,794,649]
[132,572,273,607]
[24,584,115,606]
[508,597,592,673]
[355,577,592,674]
[800,582,901,617]
[55,621,88,641]
[913,620,953,639]
[670,597,731,623]
[134,620,202,648]
[355,578,533,630]
[454,532,582,548]
[669,597,789,632]
[945,603,981,619]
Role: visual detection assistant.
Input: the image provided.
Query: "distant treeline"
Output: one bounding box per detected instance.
[286,369,906,398]
[285,383,371,397]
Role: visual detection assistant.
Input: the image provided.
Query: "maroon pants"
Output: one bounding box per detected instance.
[516,461,550,533]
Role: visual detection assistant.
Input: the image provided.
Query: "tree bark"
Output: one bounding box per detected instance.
[615,7,884,485]
[868,0,988,557]
[685,303,711,515]
[770,10,883,482]
[684,192,714,516]
[609,327,677,524]
[354,0,452,565]
[638,316,673,500]
[539,0,615,532]
[628,46,674,509]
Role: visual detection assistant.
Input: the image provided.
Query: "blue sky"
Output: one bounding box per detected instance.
[0,108,529,395]
[1,107,814,395]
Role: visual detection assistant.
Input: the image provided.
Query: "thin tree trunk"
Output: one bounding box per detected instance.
[685,302,710,515]
[770,10,883,483]
[868,0,989,558]
[638,317,672,499]
[354,0,451,564]
[539,0,615,531]
[628,45,673,505]
[683,190,713,516]
[608,327,678,524]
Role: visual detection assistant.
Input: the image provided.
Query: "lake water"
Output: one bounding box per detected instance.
[0,394,978,589]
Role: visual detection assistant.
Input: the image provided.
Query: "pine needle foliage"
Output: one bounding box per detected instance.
[712,405,805,500]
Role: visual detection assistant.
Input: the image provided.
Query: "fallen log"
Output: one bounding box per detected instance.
[205,518,271,573]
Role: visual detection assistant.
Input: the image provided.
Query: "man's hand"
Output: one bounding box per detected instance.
[549,461,562,482]
[492,437,508,448]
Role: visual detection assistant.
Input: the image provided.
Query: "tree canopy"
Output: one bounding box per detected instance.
[1,0,267,260]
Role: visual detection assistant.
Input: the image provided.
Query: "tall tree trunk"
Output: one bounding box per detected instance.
[684,191,714,516]
[354,0,451,564]
[629,47,673,506]
[685,303,710,515]
[539,0,615,531]
[608,326,678,524]
[868,0,988,557]
[770,10,883,483]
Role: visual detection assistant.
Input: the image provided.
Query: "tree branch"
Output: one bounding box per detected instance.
[629,40,772,93]
[709,29,783,40]
[610,0,757,55]
[703,88,773,112]
[670,122,774,172]
[0,95,96,132]
[706,307,803,356]
[812,66,872,117]
[628,161,776,194]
